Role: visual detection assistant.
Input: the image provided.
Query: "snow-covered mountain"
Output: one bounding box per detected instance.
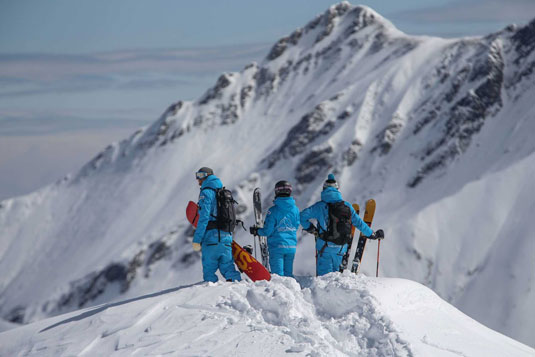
[1,275,533,356]
[1,1,534,347]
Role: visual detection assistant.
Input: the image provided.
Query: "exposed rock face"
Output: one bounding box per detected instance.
[508,19,535,97]
[409,39,505,187]
[264,104,331,168]
[267,29,303,61]
[295,145,334,184]
[199,74,232,105]
[373,113,405,155]
[342,139,362,167]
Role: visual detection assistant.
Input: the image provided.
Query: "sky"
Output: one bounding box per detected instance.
[0,0,534,200]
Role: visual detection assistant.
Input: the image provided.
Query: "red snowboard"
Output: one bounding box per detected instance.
[186,201,271,281]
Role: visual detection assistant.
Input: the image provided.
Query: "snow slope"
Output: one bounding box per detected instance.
[0,275,532,356]
[1,1,534,347]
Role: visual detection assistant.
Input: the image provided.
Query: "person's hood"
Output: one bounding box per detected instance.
[321,187,343,203]
[201,175,223,190]
[274,196,297,209]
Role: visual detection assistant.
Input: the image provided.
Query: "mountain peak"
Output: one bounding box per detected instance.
[266,3,396,61]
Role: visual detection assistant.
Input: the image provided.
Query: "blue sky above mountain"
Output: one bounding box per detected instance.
[2,0,534,53]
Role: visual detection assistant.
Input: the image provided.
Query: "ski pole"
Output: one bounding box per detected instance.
[312,223,320,277]
[376,240,380,277]
[254,234,258,260]
[315,233,318,276]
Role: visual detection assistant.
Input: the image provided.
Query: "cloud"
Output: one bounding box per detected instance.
[0,74,115,97]
[0,128,139,201]
[393,0,535,24]
[0,73,193,97]
[0,44,269,80]
[0,43,270,123]
[0,43,269,98]
[0,116,146,136]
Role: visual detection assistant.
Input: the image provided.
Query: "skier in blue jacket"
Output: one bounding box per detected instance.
[300,174,379,276]
[250,181,300,277]
[192,167,241,283]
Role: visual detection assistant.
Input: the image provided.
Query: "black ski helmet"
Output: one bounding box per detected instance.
[274,180,292,197]
[195,167,213,180]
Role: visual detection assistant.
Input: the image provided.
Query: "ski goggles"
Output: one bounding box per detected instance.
[195,171,210,180]
[274,184,292,195]
[322,181,339,189]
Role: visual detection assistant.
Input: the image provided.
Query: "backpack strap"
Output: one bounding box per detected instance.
[318,240,328,257]
[201,187,218,218]
[318,201,331,241]
[202,187,220,239]
[317,224,326,240]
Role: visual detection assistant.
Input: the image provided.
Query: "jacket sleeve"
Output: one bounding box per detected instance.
[294,208,301,230]
[193,189,214,244]
[258,207,276,237]
[349,203,373,237]
[300,202,322,230]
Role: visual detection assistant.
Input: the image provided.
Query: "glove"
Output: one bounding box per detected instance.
[243,244,253,254]
[305,225,318,235]
[249,226,259,235]
[192,242,201,251]
[369,229,384,240]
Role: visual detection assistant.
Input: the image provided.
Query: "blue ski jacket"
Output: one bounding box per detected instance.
[300,187,373,252]
[258,196,300,251]
[193,175,232,245]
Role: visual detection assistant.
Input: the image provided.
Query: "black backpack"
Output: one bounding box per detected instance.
[321,201,352,245]
[205,187,237,234]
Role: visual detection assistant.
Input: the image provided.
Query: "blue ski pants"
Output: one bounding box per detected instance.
[317,249,344,276]
[269,248,295,277]
[201,243,242,283]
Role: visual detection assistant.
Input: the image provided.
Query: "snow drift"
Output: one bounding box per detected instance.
[0,1,534,347]
[0,275,532,356]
